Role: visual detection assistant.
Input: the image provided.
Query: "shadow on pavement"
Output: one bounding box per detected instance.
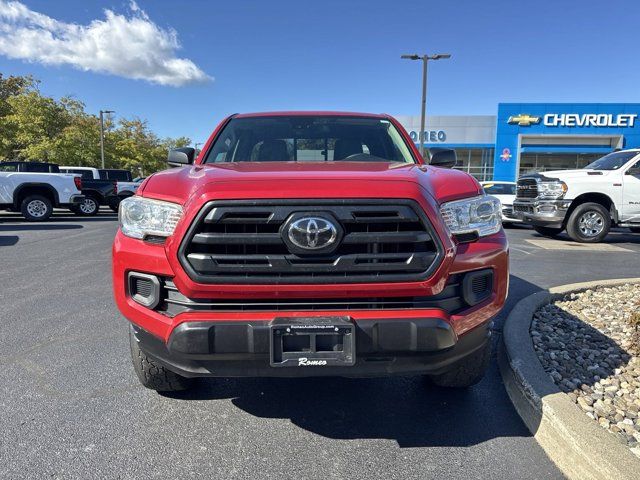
[159,275,546,448]
[0,212,117,224]
[0,224,83,231]
[529,229,639,244]
[0,235,19,246]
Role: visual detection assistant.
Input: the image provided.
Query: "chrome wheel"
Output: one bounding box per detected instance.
[578,211,605,237]
[79,198,98,214]
[26,199,48,218]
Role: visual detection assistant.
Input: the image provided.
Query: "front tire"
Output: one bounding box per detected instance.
[429,340,491,388]
[21,195,52,222]
[74,196,100,216]
[129,327,194,392]
[566,202,610,243]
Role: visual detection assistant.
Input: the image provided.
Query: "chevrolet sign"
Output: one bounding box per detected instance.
[543,113,637,128]
[508,112,638,128]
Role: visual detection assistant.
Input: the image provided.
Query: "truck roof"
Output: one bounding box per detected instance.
[233,111,390,119]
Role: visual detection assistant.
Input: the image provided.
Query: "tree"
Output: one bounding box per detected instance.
[0,74,38,158]
[0,74,191,173]
[0,91,70,160]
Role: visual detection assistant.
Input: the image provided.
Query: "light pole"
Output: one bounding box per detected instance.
[401,53,451,162]
[100,110,115,169]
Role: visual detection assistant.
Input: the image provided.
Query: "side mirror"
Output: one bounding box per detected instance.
[168,147,195,167]
[428,147,457,168]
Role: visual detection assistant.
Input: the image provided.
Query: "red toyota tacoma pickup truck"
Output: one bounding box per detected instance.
[113,112,508,392]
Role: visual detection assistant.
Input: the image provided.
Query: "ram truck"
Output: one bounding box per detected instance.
[513,149,640,242]
[113,112,508,392]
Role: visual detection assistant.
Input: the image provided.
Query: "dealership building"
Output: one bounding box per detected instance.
[397,103,640,182]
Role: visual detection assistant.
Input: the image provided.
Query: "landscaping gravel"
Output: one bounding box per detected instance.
[531,283,640,457]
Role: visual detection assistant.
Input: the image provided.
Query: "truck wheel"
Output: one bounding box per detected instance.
[566,202,611,243]
[429,340,491,388]
[129,327,194,392]
[533,226,564,238]
[21,195,53,222]
[75,196,99,216]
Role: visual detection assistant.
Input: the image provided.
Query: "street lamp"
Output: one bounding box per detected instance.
[100,110,115,169]
[401,53,451,162]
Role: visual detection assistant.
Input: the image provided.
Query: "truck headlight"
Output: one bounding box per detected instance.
[119,196,183,240]
[440,195,502,238]
[538,181,568,199]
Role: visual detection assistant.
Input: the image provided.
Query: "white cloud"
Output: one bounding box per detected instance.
[0,1,211,86]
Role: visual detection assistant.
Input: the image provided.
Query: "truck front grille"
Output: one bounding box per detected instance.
[513,204,534,214]
[157,271,494,315]
[178,200,443,284]
[516,178,538,199]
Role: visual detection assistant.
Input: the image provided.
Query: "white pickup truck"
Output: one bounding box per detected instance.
[513,149,640,242]
[0,170,85,221]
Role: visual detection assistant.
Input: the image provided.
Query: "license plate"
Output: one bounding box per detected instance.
[270,316,355,367]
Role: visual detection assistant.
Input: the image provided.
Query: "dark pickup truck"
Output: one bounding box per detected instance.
[56,167,118,215]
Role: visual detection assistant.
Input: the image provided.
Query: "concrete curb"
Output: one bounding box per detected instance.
[499,277,640,480]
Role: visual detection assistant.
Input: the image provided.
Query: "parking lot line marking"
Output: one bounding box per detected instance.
[510,247,533,255]
[525,239,634,252]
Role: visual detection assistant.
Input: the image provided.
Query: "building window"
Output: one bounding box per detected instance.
[519,153,604,175]
[452,148,494,181]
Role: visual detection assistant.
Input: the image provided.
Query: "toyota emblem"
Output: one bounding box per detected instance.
[287,217,338,250]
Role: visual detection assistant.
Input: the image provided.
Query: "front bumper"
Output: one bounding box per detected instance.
[131,317,493,378]
[501,205,521,223]
[512,199,572,228]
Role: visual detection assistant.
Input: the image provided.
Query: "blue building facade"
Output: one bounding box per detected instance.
[399,103,640,183]
[493,103,640,181]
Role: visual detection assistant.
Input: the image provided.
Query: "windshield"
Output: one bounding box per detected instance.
[203,116,416,164]
[584,151,639,170]
[483,183,516,195]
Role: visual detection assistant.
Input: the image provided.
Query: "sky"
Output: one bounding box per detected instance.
[0,0,639,145]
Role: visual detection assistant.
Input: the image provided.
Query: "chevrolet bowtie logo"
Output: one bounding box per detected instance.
[508,114,541,126]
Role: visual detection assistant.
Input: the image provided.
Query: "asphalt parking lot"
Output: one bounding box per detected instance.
[1,210,639,479]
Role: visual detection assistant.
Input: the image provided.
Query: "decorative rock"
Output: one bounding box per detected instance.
[531,283,640,456]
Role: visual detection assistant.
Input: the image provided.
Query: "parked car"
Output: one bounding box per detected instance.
[0,169,84,221]
[58,166,117,216]
[513,149,640,242]
[113,111,508,392]
[60,166,138,212]
[481,181,519,224]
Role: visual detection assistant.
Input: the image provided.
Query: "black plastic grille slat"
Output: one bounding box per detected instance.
[159,278,466,315]
[179,200,442,284]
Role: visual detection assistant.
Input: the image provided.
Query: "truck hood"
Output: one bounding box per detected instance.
[140,161,482,205]
[532,169,611,181]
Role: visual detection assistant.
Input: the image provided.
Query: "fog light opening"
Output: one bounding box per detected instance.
[127,272,161,309]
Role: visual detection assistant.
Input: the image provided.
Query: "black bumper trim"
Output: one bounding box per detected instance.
[131,318,492,378]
